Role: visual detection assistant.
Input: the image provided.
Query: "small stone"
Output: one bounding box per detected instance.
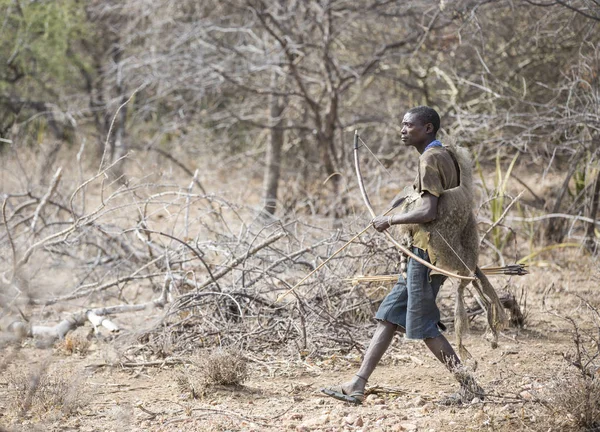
[520,390,533,401]
[317,398,325,405]
[355,416,364,427]
[298,414,330,429]
[400,422,418,431]
[472,411,485,421]
[410,356,424,366]
[420,403,433,414]
[412,396,425,407]
[471,397,482,404]
[498,404,511,413]
[344,414,356,425]
[366,394,379,403]
[289,413,303,420]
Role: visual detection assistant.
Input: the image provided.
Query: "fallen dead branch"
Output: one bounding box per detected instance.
[466,292,525,327]
[8,278,172,341]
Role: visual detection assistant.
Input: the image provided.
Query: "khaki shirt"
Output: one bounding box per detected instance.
[411,147,459,262]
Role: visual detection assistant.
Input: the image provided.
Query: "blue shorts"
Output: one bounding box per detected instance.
[375,247,447,340]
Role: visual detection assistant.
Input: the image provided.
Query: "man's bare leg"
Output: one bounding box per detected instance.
[424,334,484,401]
[340,320,398,395]
[424,334,460,370]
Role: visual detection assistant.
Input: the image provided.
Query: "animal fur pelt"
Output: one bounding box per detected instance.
[395,143,507,361]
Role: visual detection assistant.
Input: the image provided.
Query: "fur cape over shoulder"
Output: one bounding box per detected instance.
[395,143,507,360]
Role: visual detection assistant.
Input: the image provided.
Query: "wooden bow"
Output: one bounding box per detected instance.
[353,130,475,281]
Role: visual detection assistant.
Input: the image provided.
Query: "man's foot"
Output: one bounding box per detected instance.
[320,375,367,405]
[320,385,365,405]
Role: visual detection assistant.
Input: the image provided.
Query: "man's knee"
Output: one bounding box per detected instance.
[377,320,406,335]
[377,320,399,332]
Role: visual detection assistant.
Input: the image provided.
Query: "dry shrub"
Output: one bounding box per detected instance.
[540,372,600,431]
[539,311,600,431]
[6,363,88,418]
[56,332,91,356]
[201,348,248,385]
[177,348,248,399]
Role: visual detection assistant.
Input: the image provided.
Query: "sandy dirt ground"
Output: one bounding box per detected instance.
[1,249,598,432]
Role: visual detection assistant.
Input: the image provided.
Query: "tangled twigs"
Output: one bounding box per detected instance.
[13,156,129,271]
[2,197,17,280]
[138,228,224,292]
[30,167,62,232]
[1,147,405,358]
[196,231,287,290]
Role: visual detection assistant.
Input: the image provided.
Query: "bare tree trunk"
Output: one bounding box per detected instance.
[262,72,286,216]
[585,167,600,251]
[545,151,582,243]
[319,94,344,221]
[85,39,110,159]
[110,47,128,180]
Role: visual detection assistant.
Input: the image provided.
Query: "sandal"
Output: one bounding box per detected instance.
[321,385,365,405]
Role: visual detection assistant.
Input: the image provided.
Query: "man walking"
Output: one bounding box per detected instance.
[322,106,483,405]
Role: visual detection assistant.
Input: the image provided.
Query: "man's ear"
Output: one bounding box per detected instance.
[425,123,434,134]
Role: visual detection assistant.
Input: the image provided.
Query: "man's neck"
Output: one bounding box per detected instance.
[416,138,438,154]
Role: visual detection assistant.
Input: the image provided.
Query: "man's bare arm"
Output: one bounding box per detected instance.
[390,191,407,209]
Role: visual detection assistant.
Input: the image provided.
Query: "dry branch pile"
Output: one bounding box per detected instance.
[0,150,404,361]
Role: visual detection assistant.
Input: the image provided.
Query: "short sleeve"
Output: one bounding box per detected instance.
[418,155,444,197]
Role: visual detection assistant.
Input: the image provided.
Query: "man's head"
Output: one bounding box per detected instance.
[401,106,440,150]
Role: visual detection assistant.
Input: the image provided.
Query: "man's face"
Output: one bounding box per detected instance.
[401,113,432,148]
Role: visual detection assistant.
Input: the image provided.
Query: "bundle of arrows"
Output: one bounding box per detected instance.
[345,264,528,285]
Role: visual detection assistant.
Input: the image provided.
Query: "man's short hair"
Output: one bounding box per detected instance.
[407,106,440,136]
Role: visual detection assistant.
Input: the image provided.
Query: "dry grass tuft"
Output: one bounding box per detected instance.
[557,376,600,431]
[6,363,88,418]
[538,309,600,431]
[177,348,248,399]
[540,373,600,431]
[201,348,249,385]
[56,333,91,356]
